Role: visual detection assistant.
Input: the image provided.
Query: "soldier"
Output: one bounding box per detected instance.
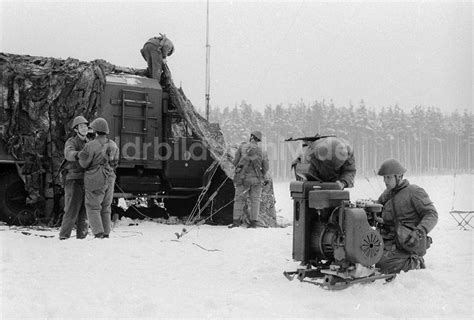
[140,34,174,81]
[78,118,119,239]
[293,136,356,189]
[59,116,89,240]
[229,130,269,229]
[375,159,438,274]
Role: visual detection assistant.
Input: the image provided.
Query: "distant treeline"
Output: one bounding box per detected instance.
[208,101,473,180]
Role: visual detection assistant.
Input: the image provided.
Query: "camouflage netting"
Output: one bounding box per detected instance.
[161,64,277,227]
[0,52,277,227]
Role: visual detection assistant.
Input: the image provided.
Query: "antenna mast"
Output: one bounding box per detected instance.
[205,0,211,120]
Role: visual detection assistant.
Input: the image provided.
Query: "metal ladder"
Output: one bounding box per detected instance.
[120,89,151,160]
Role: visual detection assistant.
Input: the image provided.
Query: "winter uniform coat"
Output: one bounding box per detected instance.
[63,135,87,180]
[303,137,356,188]
[140,37,173,80]
[232,141,269,222]
[233,141,269,187]
[78,136,119,236]
[375,179,438,274]
[59,135,88,239]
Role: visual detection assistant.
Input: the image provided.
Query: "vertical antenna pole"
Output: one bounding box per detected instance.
[205,0,211,121]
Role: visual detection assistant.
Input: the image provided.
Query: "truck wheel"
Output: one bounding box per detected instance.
[0,172,35,225]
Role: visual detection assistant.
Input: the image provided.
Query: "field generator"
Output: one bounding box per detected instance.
[284,181,395,289]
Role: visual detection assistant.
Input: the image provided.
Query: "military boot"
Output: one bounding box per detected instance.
[228,220,240,229]
[248,220,258,228]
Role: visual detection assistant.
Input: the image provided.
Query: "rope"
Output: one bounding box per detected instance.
[174,187,250,239]
[192,242,221,252]
[185,152,230,224]
[185,159,220,224]
[185,175,230,225]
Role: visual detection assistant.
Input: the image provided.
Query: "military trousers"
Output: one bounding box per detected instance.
[375,243,425,274]
[85,176,115,236]
[59,179,88,239]
[233,183,262,222]
[141,43,163,80]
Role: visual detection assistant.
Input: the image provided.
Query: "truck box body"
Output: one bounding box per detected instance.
[101,74,163,169]
[99,74,213,196]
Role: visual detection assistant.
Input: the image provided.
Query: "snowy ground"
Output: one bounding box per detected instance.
[1,174,472,319]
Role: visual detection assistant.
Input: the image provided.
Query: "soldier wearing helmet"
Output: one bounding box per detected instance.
[77,117,119,238]
[375,158,438,274]
[292,135,356,189]
[229,130,270,229]
[140,33,174,81]
[59,115,90,240]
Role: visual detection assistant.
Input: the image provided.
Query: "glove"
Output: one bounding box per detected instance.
[291,158,300,168]
[335,180,345,190]
[406,228,425,247]
[374,216,384,224]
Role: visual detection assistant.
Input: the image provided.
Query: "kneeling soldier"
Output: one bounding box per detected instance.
[375,159,438,274]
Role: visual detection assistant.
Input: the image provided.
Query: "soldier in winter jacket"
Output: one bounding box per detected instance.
[140,34,174,81]
[59,116,90,240]
[292,136,356,189]
[375,159,438,274]
[229,130,270,229]
[78,118,119,238]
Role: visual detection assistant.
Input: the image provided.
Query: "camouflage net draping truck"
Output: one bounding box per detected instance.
[0,53,276,226]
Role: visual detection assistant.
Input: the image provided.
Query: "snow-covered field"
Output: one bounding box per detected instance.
[1,174,472,319]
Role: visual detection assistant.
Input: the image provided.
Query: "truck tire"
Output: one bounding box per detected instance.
[0,172,35,225]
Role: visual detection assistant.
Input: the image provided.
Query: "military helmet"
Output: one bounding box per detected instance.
[165,39,174,56]
[90,117,109,134]
[251,130,263,141]
[377,158,407,175]
[71,116,88,129]
[159,35,174,56]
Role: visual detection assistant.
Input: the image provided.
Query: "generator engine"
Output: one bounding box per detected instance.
[285,181,391,289]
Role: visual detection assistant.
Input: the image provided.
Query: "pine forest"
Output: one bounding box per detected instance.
[208,101,473,180]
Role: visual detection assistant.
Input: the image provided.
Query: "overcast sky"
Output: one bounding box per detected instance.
[1,0,472,114]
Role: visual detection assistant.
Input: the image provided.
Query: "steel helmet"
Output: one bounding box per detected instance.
[251,130,263,141]
[90,117,109,134]
[160,35,174,56]
[71,116,88,129]
[377,158,407,175]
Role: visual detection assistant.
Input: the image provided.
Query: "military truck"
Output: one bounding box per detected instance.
[0,55,233,225]
[98,74,218,216]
